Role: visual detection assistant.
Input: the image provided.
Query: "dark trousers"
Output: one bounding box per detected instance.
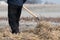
[8,4,23,34]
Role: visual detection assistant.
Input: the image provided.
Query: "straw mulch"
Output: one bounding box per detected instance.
[0,21,60,40]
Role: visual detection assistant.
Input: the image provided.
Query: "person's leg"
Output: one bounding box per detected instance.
[15,6,23,33]
[16,6,23,23]
[8,4,22,34]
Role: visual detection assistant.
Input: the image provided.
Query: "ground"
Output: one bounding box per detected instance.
[0,21,60,40]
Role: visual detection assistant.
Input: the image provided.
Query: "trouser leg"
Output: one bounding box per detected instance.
[8,4,23,34]
[16,6,23,22]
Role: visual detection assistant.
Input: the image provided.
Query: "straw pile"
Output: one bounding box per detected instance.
[0,21,60,40]
[34,21,60,40]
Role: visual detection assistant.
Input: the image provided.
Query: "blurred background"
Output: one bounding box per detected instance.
[0,0,60,4]
[0,0,60,17]
[0,0,60,27]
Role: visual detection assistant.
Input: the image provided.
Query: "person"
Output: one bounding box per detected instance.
[7,0,26,34]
